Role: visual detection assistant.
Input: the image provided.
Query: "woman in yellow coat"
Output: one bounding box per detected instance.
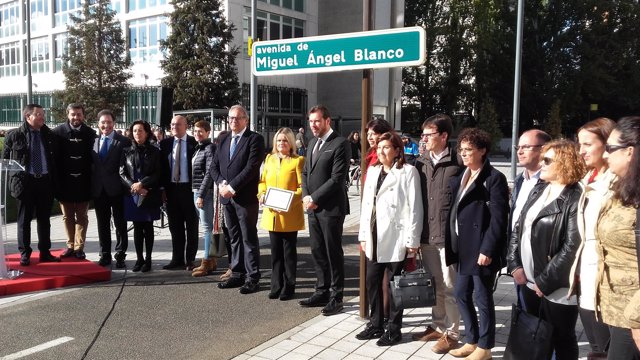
[259,127,305,301]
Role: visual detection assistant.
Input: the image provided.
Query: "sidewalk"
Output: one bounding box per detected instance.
[1,184,591,359]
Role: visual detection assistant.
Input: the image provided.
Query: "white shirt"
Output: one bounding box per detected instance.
[429,147,449,165]
[512,169,541,231]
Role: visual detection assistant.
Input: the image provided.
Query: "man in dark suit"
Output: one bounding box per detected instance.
[3,104,60,265]
[53,103,96,260]
[160,115,199,270]
[210,105,265,294]
[300,105,351,316]
[92,109,131,267]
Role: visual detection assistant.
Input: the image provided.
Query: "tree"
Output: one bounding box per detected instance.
[53,0,132,123]
[160,0,241,111]
[545,100,563,139]
[476,97,503,151]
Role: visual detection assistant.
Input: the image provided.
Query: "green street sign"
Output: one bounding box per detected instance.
[251,27,426,76]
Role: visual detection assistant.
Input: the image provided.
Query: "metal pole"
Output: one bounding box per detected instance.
[26,0,33,104]
[359,0,373,320]
[510,0,524,181]
[250,0,258,131]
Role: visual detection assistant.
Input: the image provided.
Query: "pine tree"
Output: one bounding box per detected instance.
[160,0,241,111]
[52,0,132,123]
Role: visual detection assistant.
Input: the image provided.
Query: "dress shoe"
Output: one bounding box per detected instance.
[464,347,492,360]
[162,261,186,270]
[449,343,477,358]
[20,256,30,266]
[432,333,458,354]
[355,323,384,340]
[412,325,443,342]
[239,281,259,294]
[376,330,402,346]
[268,290,281,299]
[279,292,294,301]
[219,268,232,281]
[321,298,343,316]
[75,250,86,260]
[132,260,144,272]
[298,293,329,307]
[98,256,112,266]
[60,248,75,258]
[217,277,245,289]
[39,253,61,263]
[141,259,152,273]
[114,252,126,268]
[185,261,195,271]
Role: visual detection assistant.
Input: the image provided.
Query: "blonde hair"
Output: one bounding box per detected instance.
[542,139,587,184]
[271,127,298,156]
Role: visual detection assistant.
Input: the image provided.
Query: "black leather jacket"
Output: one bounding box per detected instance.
[119,142,161,191]
[506,181,582,296]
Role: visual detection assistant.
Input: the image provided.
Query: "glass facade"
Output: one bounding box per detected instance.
[128,16,168,64]
[0,1,20,38]
[0,41,20,77]
[30,0,50,32]
[31,36,50,73]
[243,7,304,56]
[128,0,167,12]
[54,33,68,71]
[54,0,82,27]
[260,0,303,12]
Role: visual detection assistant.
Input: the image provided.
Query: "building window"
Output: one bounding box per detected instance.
[0,41,20,77]
[243,8,304,56]
[128,0,167,12]
[30,37,49,73]
[128,16,168,64]
[30,0,50,32]
[0,1,20,38]
[294,0,303,12]
[54,33,68,71]
[54,0,82,28]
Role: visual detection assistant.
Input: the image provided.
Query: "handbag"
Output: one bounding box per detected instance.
[503,297,554,360]
[389,252,436,309]
[208,193,227,258]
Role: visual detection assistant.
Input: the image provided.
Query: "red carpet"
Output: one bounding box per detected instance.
[0,249,111,297]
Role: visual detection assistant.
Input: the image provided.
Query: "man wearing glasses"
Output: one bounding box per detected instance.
[510,129,552,308]
[210,105,265,294]
[412,114,463,353]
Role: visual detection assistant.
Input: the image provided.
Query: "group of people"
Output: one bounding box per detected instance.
[4,102,639,359]
[354,114,639,359]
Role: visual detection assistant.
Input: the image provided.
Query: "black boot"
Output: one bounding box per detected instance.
[141,258,151,273]
[132,259,144,272]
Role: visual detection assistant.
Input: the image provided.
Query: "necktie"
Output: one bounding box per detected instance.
[99,137,109,160]
[312,139,323,164]
[173,139,182,183]
[31,131,43,175]
[229,135,239,160]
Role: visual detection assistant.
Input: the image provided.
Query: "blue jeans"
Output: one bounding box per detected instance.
[193,192,214,257]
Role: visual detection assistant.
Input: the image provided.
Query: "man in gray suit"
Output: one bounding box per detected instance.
[300,105,351,316]
[92,109,131,267]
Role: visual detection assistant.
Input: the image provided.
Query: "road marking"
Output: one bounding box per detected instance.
[0,337,74,360]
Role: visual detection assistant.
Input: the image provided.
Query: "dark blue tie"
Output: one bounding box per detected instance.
[229,135,239,159]
[31,131,43,175]
[99,137,109,160]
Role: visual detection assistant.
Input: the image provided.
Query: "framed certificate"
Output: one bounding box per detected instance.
[264,187,295,212]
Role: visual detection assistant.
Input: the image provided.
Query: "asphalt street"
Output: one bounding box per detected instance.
[0,235,362,360]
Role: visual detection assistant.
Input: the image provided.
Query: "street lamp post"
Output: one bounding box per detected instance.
[26,0,33,104]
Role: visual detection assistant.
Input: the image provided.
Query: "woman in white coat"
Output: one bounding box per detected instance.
[355,131,423,347]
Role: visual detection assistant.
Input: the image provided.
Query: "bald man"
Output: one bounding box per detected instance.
[160,115,199,270]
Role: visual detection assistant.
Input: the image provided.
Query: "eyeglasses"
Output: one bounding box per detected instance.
[605,144,628,153]
[513,144,543,151]
[227,116,246,122]
[458,147,475,154]
[541,157,554,166]
[421,132,440,139]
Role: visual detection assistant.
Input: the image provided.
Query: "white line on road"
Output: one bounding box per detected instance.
[0,337,74,360]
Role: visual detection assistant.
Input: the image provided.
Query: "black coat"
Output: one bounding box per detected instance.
[191,139,215,198]
[91,132,131,198]
[445,160,509,276]
[120,142,161,192]
[159,135,197,187]
[506,182,583,296]
[2,121,56,174]
[52,121,96,202]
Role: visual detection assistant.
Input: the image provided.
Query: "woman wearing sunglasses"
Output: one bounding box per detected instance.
[507,139,586,359]
[595,116,640,359]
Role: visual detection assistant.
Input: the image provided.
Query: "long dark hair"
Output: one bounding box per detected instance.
[612,116,640,207]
